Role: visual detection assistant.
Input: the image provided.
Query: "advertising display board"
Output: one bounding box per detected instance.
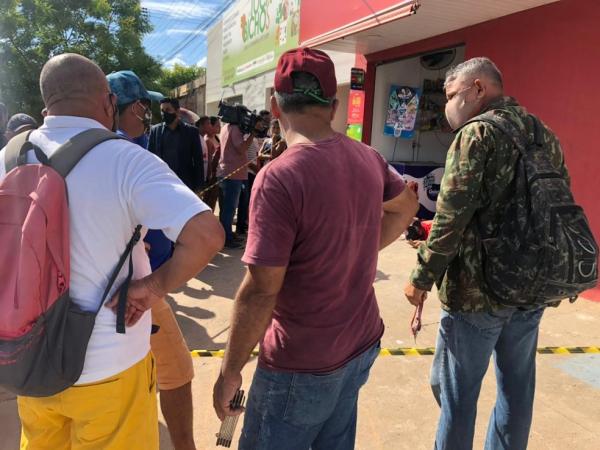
[222,0,301,86]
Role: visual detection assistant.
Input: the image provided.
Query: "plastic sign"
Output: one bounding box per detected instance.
[222,0,301,86]
[347,90,365,124]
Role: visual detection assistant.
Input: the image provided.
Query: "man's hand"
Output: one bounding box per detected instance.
[105,276,164,327]
[404,283,428,307]
[213,372,244,421]
[407,240,424,249]
[407,180,419,198]
[380,184,419,250]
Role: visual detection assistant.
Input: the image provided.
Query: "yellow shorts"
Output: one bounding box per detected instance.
[18,352,158,450]
[150,298,194,391]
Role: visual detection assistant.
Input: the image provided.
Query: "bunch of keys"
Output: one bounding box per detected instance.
[411,302,424,342]
[216,389,246,448]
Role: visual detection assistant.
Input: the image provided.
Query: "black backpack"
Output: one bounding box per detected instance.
[463,111,598,306]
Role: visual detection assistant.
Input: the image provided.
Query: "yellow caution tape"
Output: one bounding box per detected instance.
[190,346,600,358]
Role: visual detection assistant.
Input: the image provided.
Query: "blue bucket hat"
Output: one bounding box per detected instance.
[106,70,164,106]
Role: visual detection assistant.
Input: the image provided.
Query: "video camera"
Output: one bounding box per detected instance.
[218,101,268,138]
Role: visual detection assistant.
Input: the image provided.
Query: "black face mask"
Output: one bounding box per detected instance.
[162,111,177,125]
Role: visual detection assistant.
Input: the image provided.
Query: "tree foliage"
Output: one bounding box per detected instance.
[0,0,161,119]
[156,64,206,96]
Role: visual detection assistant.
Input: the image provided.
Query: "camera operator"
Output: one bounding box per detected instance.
[217,117,261,249]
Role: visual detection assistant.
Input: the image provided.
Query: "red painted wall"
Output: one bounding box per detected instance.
[362,0,600,298]
[300,0,404,43]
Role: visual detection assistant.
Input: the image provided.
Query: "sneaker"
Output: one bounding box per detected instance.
[224,240,244,249]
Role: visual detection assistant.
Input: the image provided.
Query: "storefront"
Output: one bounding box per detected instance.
[205,0,355,133]
[299,0,600,298]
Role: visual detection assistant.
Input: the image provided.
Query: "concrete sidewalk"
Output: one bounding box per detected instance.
[1,238,599,449]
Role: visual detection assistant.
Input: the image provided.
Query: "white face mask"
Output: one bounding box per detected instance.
[445,84,479,130]
[133,102,152,130]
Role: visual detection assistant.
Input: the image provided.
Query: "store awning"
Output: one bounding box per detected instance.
[303,0,559,55]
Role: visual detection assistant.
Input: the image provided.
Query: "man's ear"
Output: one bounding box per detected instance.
[103,94,114,117]
[473,79,485,99]
[270,95,281,119]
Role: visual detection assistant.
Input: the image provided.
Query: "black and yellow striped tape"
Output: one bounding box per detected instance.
[190,346,600,358]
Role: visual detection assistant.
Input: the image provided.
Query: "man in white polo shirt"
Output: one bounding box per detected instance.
[0,53,225,450]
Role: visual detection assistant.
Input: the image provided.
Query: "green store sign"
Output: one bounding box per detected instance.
[222,0,300,86]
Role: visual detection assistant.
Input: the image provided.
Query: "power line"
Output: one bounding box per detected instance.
[143,0,212,54]
[158,0,235,63]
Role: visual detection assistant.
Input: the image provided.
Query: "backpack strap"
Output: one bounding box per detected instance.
[50,128,140,333]
[96,225,143,334]
[49,128,124,178]
[3,130,49,172]
[461,111,529,155]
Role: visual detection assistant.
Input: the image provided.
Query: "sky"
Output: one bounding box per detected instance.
[141,0,235,69]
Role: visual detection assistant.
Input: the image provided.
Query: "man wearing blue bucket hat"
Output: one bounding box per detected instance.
[108,70,200,450]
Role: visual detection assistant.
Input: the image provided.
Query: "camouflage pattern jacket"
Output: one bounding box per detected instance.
[410,97,570,312]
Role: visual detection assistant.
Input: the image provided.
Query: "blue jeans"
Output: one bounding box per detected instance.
[218,179,244,242]
[236,173,255,233]
[431,307,544,450]
[239,342,380,450]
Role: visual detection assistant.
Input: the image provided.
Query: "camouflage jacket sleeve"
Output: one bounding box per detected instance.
[410,125,491,290]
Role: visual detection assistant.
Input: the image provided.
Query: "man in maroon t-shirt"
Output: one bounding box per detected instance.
[213,48,418,449]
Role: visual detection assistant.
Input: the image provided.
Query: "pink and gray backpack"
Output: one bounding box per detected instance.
[0,129,140,397]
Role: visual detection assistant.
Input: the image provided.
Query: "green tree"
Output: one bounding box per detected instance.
[156,64,206,96]
[0,0,161,119]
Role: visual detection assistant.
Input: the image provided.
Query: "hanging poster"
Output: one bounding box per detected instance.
[383,86,420,138]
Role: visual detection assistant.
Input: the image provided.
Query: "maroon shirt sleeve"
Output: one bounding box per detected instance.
[383,159,406,201]
[242,166,297,267]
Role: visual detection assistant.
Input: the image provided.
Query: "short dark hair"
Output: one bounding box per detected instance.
[198,115,210,126]
[160,97,180,110]
[209,116,220,126]
[274,72,335,114]
[259,110,270,117]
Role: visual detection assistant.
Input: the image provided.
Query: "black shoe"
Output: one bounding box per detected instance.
[232,233,246,242]
[224,240,244,249]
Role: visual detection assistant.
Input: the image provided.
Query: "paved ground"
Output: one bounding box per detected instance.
[1,237,599,450]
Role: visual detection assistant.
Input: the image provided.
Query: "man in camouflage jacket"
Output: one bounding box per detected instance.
[404,57,568,450]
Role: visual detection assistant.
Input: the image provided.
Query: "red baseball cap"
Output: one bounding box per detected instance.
[274,48,337,103]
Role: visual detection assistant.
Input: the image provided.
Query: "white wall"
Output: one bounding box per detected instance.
[206,19,273,114]
[206,21,224,107]
[370,46,465,162]
[332,84,350,134]
[323,50,356,85]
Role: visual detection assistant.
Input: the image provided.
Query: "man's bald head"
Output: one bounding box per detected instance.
[39,53,117,130]
[40,53,108,108]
